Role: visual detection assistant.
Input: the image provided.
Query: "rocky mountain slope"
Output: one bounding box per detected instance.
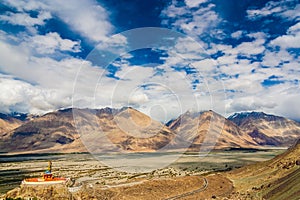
[1,108,300,153]
[226,139,300,199]
[228,112,300,146]
[0,113,27,135]
[0,107,175,153]
[168,110,258,150]
[78,107,176,153]
[0,108,84,153]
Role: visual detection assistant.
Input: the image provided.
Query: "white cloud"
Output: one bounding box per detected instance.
[160,1,300,121]
[217,54,237,66]
[180,5,220,36]
[0,39,30,71]
[288,22,300,33]
[247,2,283,19]
[0,0,118,114]
[1,0,113,43]
[275,93,300,120]
[25,32,81,54]
[231,30,244,39]
[0,76,71,114]
[192,58,217,72]
[184,0,207,8]
[46,0,112,43]
[129,93,149,105]
[262,50,293,67]
[228,37,266,57]
[0,0,299,122]
[161,2,189,18]
[1,0,47,12]
[219,61,254,77]
[162,2,221,37]
[280,3,300,20]
[0,31,108,114]
[270,26,300,49]
[227,96,276,113]
[96,34,128,55]
[247,0,300,21]
[0,11,51,27]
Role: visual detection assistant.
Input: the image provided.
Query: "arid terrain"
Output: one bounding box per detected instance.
[0,148,290,200]
[0,108,299,199]
[225,139,300,199]
[2,140,300,199]
[1,0,300,199]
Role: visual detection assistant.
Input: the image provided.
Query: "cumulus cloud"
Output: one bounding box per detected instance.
[231,30,244,39]
[261,50,293,67]
[129,93,149,105]
[96,34,128,55]
[270,22,300,49]
[247,0,300,20]
[184,0,208,8]
[1,0,112,43]
[46,0,112,43]
[0,75,72,114]
[1,0,47,12]
[160,0,300,121]
[161,1,221,39]
[0,11,51,27]
[0,0,118,114]
[0,30,106,114]
[0,0,299,122]
[25,32,81,54]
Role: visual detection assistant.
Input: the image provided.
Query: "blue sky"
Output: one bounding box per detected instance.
[0,0,299,122]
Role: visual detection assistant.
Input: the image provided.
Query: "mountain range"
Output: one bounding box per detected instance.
[0,108,299,153]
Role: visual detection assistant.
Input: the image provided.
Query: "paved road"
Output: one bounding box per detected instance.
[164,177,208,200]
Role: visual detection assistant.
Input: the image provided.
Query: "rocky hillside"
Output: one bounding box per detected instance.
[1,108,300,153]
[0,108,85,153]
[226,139,300,199]
[0,113,27,135]
[4,184,72,199]
[77,107,176,153]
[0,107,175,153]
[168,110,257,150]
[228,112,300,146]
[3,175,233,200]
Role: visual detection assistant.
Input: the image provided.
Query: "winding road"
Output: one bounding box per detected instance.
[164,177,208,200]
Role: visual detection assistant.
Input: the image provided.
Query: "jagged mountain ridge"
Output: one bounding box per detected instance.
[0,113,28,136]
[0,107,175,153]
[168,110,257,150]
[228,111,286,126]
[0,108,81,153]
[228,111,300,146]
[0,109,300,153]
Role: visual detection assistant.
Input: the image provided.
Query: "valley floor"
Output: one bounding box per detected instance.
[0,149,286,199]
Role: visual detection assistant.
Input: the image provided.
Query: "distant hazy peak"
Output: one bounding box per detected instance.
[228,111,285,123]
[0,112,28,121]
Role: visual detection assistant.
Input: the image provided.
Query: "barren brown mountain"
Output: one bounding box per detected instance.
[0,113,26,135]
[168,110,258,151]
[228,112,300,147]
[0,107,175,153]
[0,108,84,153]
[78,107,176,153]
[1,109,300,154]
